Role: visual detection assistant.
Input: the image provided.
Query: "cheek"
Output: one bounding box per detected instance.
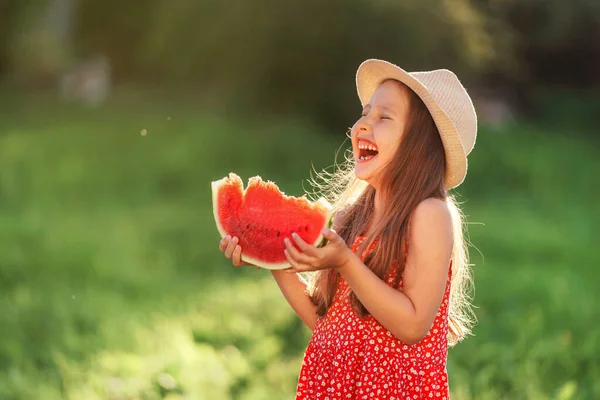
[386,130,403,152]
[390,137,402,155]
[377,140,400,166]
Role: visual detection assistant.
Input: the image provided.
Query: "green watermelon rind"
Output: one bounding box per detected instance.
[316,212,335,248]
[211,174,333,270]
[211,177,231,240]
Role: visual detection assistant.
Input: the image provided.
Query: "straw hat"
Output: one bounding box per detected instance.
[355,59,478,189]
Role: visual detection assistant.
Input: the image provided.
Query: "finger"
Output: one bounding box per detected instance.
[321,227,338,240]
[284,249,303,272]
[224,236,238,258]
[291,232,318,257]
[232,245,244,267]
[219,235,231,252]
[322,228,345,246]
[284,237,312,264]
[224,236,239,258]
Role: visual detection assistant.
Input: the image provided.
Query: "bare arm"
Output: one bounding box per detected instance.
[219,235,318,330]
[338,198,453,344]
[270,270,318,330]
[269,210,346,330]
[282,200,452,344]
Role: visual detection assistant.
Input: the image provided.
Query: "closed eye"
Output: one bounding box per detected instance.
[361,112,391,120]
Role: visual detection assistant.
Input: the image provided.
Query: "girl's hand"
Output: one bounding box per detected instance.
[219,235,259,269]
[283,228,354,272]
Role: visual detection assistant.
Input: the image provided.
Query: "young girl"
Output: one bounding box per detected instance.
[219,59,477,399]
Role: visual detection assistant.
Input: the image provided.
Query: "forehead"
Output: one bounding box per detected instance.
[366,79,410,111]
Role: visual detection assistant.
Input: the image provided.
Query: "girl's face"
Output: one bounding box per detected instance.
[351,80,410,188]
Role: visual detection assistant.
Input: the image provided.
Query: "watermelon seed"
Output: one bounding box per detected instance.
[277,231,280,236]
[246,224,250,229]
[305,225,309,231]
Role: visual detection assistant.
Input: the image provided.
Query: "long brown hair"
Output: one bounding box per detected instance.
[304,80,475,345]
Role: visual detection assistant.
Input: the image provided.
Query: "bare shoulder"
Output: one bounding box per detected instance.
[409,197,453,248]
[412,197,452,226]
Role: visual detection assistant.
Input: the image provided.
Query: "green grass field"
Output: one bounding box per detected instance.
[1,95,598,399]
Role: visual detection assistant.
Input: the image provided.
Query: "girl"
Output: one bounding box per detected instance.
[219,59,477,399]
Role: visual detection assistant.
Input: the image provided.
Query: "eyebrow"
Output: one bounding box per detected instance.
[362,104,397,116]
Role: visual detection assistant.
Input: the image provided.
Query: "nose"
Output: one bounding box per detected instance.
[353,116,372,137]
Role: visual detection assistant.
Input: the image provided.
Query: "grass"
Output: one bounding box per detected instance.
[0,94,598,399]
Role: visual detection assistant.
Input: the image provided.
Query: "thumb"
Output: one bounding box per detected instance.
[321,227,338,241]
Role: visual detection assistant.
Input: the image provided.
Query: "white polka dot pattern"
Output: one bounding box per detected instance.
[295,236,452,399]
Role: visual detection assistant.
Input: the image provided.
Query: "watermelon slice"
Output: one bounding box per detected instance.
[211,173,333,269]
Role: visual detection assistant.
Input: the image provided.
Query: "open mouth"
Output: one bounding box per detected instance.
[357,139,379,163]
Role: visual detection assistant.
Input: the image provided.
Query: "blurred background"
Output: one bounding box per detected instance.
[1,1,599,399]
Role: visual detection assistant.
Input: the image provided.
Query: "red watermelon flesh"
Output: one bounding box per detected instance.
[212,173,332,269]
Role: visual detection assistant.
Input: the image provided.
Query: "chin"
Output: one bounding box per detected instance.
[354,164,384,189]
[354,166,367,180]
[354,167,373,184]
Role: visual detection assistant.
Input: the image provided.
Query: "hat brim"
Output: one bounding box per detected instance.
[356,59,467,190]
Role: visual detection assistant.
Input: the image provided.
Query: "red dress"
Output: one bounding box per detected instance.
[296,236,452,399]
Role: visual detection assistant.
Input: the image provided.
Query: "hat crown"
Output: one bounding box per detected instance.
[410,70,477,155]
